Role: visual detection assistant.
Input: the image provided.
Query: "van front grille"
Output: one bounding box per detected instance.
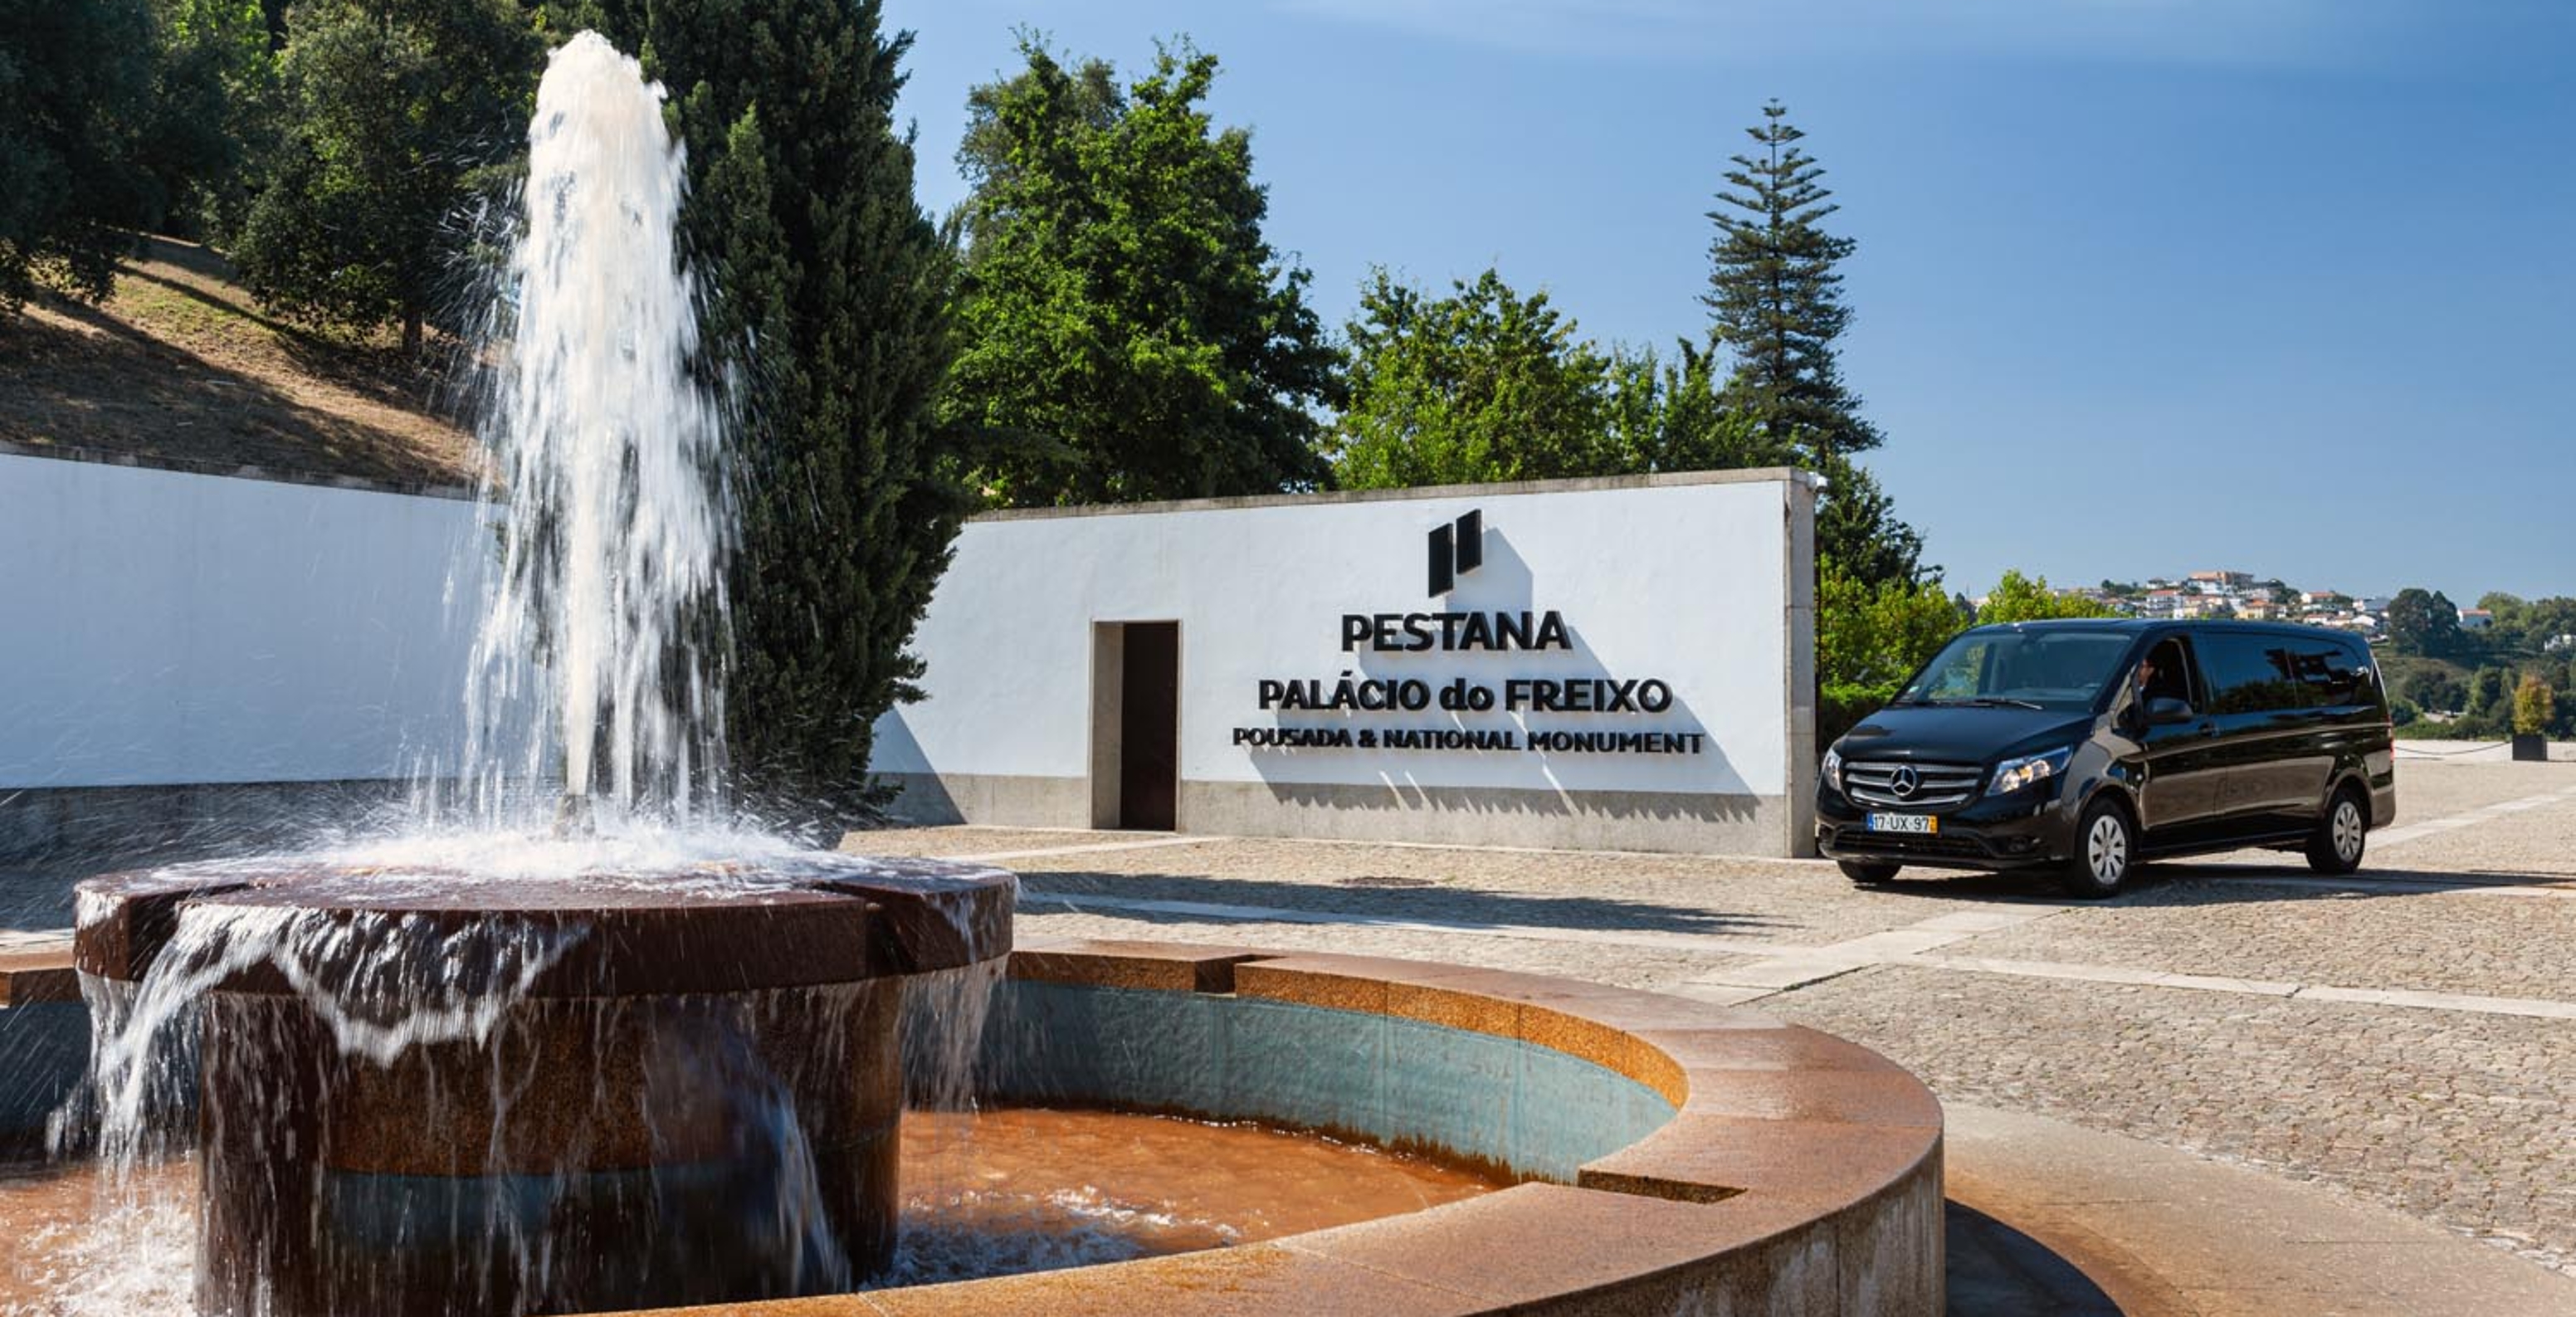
[1842,760,1984,808]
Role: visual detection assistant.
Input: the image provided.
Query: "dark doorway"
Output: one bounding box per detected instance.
[1116,622,1179,831]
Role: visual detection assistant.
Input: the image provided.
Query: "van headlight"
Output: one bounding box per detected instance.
[1988,748,2072,796]
[1822,744,1843,791]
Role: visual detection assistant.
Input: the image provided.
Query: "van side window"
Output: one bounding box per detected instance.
[2286,639,2364,708]
[2198,632,2305,715]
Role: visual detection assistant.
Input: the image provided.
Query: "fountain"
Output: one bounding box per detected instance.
[53,32,1014,1317]
[0,29,1949,1317]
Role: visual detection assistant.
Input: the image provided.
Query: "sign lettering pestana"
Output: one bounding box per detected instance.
[1251,508,1702,758]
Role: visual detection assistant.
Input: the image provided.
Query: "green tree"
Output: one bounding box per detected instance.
[2469,666,2515,724]
[1333,268,1783,489]
[945,37,1339,505]
[1814,458,1922,588]
[1815,559,1965,743]
[1601,339,1783,475]
[1331,267,1615,488]
[1702,100,1918,585]
[1976,570,2119,624]
[2383,588,2462,659]
[0,0,154,305]
[232,0,538,354]
[2513,676,2555,737]
[559,0,968,826]
[134,0,278,241]
[1704,100,1876,465]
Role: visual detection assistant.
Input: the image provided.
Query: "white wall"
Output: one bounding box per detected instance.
[0,455,481,788]
[874,474,1808,819]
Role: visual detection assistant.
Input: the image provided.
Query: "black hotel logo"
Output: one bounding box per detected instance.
[1427,509,1483,595]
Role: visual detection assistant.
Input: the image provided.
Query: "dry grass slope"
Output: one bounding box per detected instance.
[0,237,480,490]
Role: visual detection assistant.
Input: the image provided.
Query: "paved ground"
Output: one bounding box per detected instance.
[851,758,2576,1300]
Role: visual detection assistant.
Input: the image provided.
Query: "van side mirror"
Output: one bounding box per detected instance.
[2145,696,2195,726]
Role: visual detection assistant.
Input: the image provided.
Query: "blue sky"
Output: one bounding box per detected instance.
[885,1,2572,602]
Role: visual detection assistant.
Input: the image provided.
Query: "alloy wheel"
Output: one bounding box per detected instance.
[2333,798,2364,864]
[2087,812,2129,885]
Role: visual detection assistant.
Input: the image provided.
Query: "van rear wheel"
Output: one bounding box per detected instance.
[1838,859,1901,885]
[2060,797,2135,899]
[2306,785,2369,875]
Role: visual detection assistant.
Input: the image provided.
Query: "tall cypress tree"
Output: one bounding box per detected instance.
[563,1,964,827]
[1705,100,1920,586]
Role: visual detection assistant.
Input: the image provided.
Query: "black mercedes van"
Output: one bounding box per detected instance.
[1815,620,2397,897]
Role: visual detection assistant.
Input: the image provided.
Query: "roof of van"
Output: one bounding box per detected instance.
[1973,618,2367,641]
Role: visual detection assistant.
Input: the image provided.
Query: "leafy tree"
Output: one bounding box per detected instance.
[134,0,278,241]
[1332,267,1616,488]
[2469,666,2514,724]
[559,0,968,827]
[1816,559,1967,742]
[233,0,538,354]
[1601,339,1784,476]
[2398,665,2467,715]
[1976,570,2119,624]
[1814,456,1922,588]
[1703,100,1918,585]
[946,37,1338,505]
[0,0,154,305]
[2383,588,2462,659]
[1332,265,1787,489]
[2513,676,2554,737]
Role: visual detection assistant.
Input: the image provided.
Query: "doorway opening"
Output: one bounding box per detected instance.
[1091,621,1179,831]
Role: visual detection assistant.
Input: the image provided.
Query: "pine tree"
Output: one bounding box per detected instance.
[563,0,966,827]
[1705,100,1879,466]
[1705,100,1921,586]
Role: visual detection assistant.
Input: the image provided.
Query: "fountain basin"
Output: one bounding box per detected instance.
[71,856,1014,1317]
[606,939,1945,1315]
[2,929,1942,1315]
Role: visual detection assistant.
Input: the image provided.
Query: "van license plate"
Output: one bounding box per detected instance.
[1866,814,1938,835]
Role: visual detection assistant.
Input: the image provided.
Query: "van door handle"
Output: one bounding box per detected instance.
[2194,722,2217,739]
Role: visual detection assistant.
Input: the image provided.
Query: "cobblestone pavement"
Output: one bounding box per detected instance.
[851,758,2576,1277]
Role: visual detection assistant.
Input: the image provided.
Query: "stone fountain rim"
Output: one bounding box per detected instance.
[69,852,1018,995]
[593,938,1947,1317]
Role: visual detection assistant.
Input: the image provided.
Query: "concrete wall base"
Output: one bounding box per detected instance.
[879,770,1791,856]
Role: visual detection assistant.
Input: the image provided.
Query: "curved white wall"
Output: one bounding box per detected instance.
[0,455,481,788]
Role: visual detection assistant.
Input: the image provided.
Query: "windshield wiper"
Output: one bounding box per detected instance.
[1964,696,2045,710]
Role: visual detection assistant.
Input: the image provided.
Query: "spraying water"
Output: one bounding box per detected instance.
[457,31,728,832]
[23,32,1026,1317]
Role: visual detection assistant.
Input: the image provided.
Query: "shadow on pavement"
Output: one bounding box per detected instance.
[1011,866,1793,938]
[1947,1198,2126,1315]
[1855,858,2573,908]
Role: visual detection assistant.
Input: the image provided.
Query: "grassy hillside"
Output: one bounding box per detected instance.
[0,237,480,489]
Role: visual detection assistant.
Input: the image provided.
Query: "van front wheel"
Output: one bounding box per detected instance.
[2306,786,2369,875]
[2061,798,2135,899]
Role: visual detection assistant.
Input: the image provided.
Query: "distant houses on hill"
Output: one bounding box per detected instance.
[2070,569,2401,637]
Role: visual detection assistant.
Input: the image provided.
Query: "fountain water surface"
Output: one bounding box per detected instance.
[54,31,1015,1317]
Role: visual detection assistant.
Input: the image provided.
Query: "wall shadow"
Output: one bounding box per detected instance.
[1010,863,1793,939]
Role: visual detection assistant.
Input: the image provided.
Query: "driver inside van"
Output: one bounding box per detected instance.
[2125,641,2189,729]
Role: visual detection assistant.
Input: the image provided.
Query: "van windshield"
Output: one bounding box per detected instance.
[1896,631,2134,712]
